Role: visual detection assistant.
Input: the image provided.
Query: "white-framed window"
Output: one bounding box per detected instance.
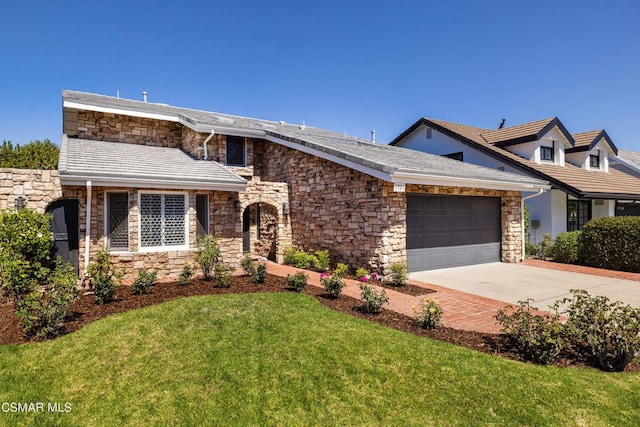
[426,127,433,139]
[106,192,129,251]
[540,146,554,162]
[139,192,188,250]
[589,154,600,169]
[226,136,246,166]
[196,194,209,237]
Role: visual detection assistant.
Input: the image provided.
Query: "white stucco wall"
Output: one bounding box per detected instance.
[525,189,567,242]
[592,199,615,219]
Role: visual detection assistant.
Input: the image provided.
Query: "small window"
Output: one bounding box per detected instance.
[226,136,246,166]
[540,146,554,162]
[107,192,129,251]
[426,128,432,139]
[590,154,600,169]
[443,151,463,161]
[196,194,209,237]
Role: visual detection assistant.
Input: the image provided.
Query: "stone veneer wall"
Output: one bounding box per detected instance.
[0,169,62,212]
[262,144,523,272]
[63,109,182,147]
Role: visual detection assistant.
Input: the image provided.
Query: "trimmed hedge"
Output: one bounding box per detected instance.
[547,231,581,264]
[578,216,640,272]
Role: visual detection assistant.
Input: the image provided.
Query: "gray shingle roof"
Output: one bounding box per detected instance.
[59,135,247,190]
[62,90,548,189]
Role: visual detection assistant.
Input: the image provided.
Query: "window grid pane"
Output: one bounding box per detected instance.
[164,195,185,246]
[227,136,245,166]
[140,194,163,247]
[108,193,129,250]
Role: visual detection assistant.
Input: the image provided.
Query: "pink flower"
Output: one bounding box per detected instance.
[360,276,368,282]
[371,273,378,280]
[320,273,330,279]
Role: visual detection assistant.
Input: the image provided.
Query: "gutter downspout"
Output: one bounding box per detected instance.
[521,189,545,261]
[203,130,215,160]
[84,181,92,277]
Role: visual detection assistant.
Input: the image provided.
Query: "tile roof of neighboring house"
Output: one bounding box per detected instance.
[479,117,570,146]
[58,135,247,191]
[61,90,549,191]
[568,129,617,154]
[391,117,640,199]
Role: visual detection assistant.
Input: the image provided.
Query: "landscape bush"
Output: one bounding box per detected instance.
[177,263,193,286]
[495,299,566,365]
[546,231,581,264]
[333,263,349,279]
[578,216,640,272]
[240,255,256,276]
[312,250,331,272]
[0,209,53,300]
[131,269,157,295]
[554,290,640,372]
[15,260,79,339]
[213,264,232,288]
[321,273,345,299]
[286,272,308,293]
[386,262,408,286]
[413,297,443,330]
[252,263,267,283]
[358,282,388,314]
[195,234,221,280]
[87,250,123,304]
[355,267,369,281]
[283,247,331,272]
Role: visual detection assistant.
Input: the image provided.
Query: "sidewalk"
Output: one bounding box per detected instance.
[267,262,507,334]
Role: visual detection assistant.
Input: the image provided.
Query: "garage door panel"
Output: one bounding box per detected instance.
[406,194,501,271]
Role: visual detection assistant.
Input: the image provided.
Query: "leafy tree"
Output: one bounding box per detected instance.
[0,139,59,169]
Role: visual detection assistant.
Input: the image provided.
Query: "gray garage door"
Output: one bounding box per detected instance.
[406,194,501,272]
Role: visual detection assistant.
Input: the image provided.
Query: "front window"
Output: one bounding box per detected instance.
[196,194,209,238]
[107,192,129,251]
[226,136,246,166]
[140,193,187,248]
[567,200,591,231]
[540,146,554,162]
[590,154,600,169]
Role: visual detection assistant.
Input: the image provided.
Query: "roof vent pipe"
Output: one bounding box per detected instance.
[371,130,376,143]
[498,118,506,129]
[143,91,148,102]
[203,129,215,160]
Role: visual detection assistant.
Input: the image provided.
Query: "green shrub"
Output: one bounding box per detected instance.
[131,269,157,295]
[195,234,221,280]
[177,263,193,286]
[283,246,299,265]
[387,262,408,286]
[286,272,308,293]
[495,299,566,365]
[313,250,331,272]
[252,263,267,284]
[546,231,581,264]
[16,260,79,339]
[524,241,537,258]
[413,297,443,330]
[554,290,640,372]
[355,267,369,281]
[333,263,349,279]
[241,255,256,276]
[213,264,233,288]
[321,273,345,299]
[0,209,53,300]
[578,216,640,272]
[87,250,122,304]
[358,282,388,314]
[282,246,319,270]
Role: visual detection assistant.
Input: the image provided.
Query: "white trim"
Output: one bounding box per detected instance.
[390,171,550,192]
[104,191,130,252]
[59,174,246,192]
[83,181,92,277]
[64,100,178,123]
[137,191,189,252]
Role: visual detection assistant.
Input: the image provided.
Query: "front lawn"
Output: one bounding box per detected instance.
[0,293,638,426]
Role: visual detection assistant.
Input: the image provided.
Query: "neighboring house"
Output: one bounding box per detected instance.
[391,117,640,243]
[52,90,548,277]
[610,149,640,216]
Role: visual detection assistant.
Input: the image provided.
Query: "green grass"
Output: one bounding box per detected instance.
[1,293,639,426]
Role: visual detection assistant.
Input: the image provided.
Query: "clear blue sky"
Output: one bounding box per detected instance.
[2,0,640,149]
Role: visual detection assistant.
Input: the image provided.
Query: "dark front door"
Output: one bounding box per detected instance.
[242,207,250,253]
[46,199,80,275]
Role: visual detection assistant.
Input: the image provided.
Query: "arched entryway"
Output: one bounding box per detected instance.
[46,198,80,275]
[242,202,279,261]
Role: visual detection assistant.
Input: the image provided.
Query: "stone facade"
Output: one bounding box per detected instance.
[0,169,62,212]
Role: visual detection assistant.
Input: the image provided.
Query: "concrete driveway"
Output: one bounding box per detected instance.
[409,262,640,310]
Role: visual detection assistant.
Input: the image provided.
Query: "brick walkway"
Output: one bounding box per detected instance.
[267,262,508,334]
[523,259,640,282]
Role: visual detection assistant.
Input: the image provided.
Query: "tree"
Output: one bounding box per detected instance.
[0,139,59,169]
